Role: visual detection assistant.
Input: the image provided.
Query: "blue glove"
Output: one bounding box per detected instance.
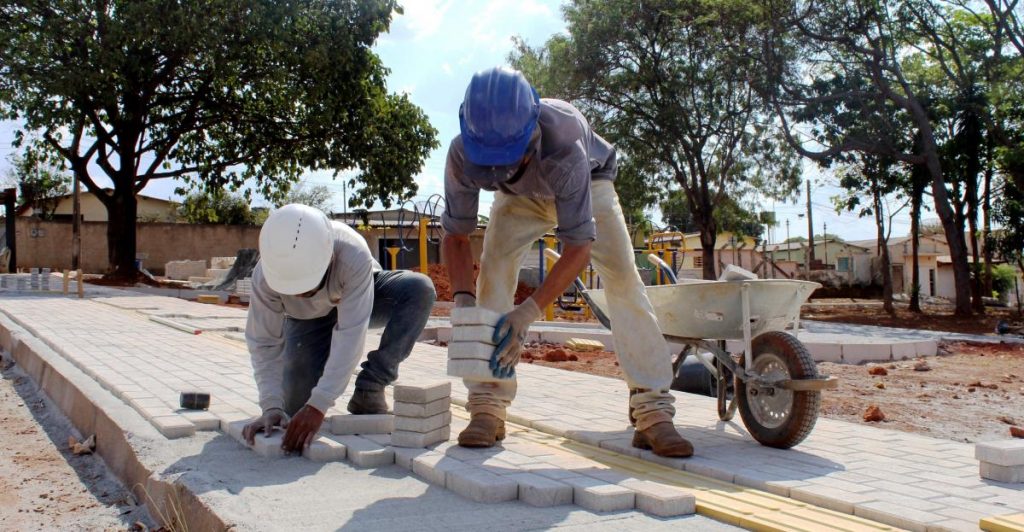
[491,298,542,378]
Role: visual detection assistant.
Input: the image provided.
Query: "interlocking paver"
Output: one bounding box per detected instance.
[451,325,498,344]
[303,436,347,462]
[447,341,495,361]
[393,381,451,404]
[450,307,501,326]
[619,479,695,517]
[390,426,451,448]
[333,435,395,468]
[505,472,574,507]
[562,476,636,512]
[412,452,474,486]
[445,467,518,503]
[980,462,1024,483]
[393,397,450,418]
[330,414,394,435]
[394,411,451,433]
[976,440,1024,467]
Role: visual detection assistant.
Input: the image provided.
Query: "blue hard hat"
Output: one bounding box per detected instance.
[459,67,540,170]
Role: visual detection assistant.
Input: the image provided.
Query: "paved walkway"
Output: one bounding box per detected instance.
[0,282,1022,531]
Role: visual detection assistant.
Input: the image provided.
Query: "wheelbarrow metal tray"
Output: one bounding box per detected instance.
[585,279,820,340]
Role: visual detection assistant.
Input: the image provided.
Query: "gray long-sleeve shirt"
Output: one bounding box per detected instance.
[245,222,381,414]
[442,98,617,245]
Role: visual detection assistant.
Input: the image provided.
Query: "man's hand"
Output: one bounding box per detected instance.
[491,298,542,378]
[243,408,290,446]
[281,404,325,453]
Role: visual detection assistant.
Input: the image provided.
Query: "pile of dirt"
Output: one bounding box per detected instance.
[413,263,534,304]
[520,342,622,379]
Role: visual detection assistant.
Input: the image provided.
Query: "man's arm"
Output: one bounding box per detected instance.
[245,264,287,412]
[442,233,476,297]
[529,241,592,309]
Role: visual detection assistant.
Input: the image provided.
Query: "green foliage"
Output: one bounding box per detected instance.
[660,190,764,239]
[4,153,70,220]
[177,190,264,226]
[276,182,335,213]
[990,264,1018,296]
[0,0,438,275]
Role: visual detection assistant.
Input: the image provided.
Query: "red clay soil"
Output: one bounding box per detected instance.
[413,263,534,304]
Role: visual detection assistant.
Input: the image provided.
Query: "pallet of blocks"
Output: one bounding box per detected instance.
[447,307,504,381]
[390,381,452,448]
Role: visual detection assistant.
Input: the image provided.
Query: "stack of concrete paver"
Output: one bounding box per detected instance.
[390,381,452,447]
[447,307,502,380]
[977,439,1024,483]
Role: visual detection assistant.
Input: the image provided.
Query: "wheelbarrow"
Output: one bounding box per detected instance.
[545,249,837,449]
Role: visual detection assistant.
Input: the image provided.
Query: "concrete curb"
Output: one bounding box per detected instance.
[0,312,227,531]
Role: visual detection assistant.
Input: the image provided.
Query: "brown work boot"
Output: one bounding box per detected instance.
[347,388,389,415]
[632,422,694,458]
[457,413,506,448]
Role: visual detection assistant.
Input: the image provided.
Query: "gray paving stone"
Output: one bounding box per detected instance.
[392,446,430,469]
[393,381,451,404]
[980,462,1024,483]
[563,476,636,513]
[450,307,501,326]
[150,414,196,439]
[334,435,394,467]
[447,341,496,361]
[181,411,221,431]
[251,432,285,458]
[303,435,347,462]
[391,426,451,448]
[445,467,518,503]
[330,414,394,435]
[447,359,495,380]
[393,397,450,418]
[620,479,696,517]
[394,411,451,433]
[452,325,498,344]
[412,452,474,487]
[976,439,1024,467]
[842,343,892,363]
[505,472,574,507]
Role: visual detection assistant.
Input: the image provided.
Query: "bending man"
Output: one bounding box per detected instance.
[243,204,435,453]
[442,68,693,457]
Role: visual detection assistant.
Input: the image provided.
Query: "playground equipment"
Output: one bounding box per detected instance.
[546,248,836,449]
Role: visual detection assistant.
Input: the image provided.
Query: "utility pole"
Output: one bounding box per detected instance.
[786,219,791,261]
[823,222,828,267]
[3,188,15,272]
[342,181,347,215]
[72,170,81,270]
[806,179,815,268]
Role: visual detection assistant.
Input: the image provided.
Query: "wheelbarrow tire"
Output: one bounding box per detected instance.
[736,331,820,449]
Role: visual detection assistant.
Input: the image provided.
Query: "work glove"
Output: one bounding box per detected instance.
[454,292,476,308]
[242,407,290,446]
[282,404,325,453]
[491,298,542,379]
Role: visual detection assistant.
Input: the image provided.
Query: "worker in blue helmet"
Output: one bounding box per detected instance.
[442,67,693,457]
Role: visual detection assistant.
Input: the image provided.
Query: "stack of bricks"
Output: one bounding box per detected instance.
[976,439,1024,483]
[30,268,40,290]
[447,307,502,381]
[390,381,452,448]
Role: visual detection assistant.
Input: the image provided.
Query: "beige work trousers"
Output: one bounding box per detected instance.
[465,179,676,431]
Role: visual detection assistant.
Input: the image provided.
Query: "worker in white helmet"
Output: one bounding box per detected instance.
[443,67,693,457]
[243,204,435,453]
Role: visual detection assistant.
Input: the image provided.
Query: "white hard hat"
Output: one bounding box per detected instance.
[258,204,334,295]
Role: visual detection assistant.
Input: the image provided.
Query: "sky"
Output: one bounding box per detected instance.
[0,0,924,243]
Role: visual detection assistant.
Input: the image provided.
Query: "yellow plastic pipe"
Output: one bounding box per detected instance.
[386,247,400,270]
[418,217,429,273]
[544,236,556,321]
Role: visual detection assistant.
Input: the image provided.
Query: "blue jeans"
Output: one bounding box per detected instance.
[281,270,435,415]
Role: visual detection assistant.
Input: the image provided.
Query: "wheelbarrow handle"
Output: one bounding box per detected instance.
[646,253,678,284]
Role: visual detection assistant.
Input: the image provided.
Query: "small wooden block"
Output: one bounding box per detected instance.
[566,338,605,351]
[197,294,220,304]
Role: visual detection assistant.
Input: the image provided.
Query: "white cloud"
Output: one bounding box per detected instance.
[394,0,455,41]
[441,62,452,75]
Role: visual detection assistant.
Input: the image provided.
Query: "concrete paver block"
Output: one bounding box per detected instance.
[446,467,519,503]
[303,435,347,462]
[150,415,196,439]
[620,479,696,517]
[393,381,451,404]
[447,359,495,380]
[506,473,574,507]
[393,397,450,418]
[915,340,938,357]
[165,260,207,281]
[334,435,395,467]
[980,462,1024,483]
[330,414,394,435]
[890,341,917,360]
[392,446,430,469]
[450,307,502,326]
[452,325,497,344]
[251,432,284,458]
[391,426,451,448]
[976,440,1024,467]
[447,341,496,361]
[394,411,451,434]
[412,453,474,487]
[223,418,250,441]
[842,343,892,364]
[563,476,636,512]
[804,342,842,363]
[181,411,221,431]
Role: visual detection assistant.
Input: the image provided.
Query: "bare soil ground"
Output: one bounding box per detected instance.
[0,356,153,531]
[802,299,1019,336]
[522,340,1024,443]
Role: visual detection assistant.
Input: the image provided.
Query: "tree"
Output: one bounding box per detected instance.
[4,153,70,220]
[660,190,765,239]
[277,182,335,214]
[757,0,975,315]
[177,190,264,226]
[0,1,438,279]
[511,0,801,279]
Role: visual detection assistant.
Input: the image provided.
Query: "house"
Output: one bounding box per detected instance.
[17,189,179,223]
[847,235,953,298]
[766,239,873,284]
[641,231,762,280]
[332,208,486,269]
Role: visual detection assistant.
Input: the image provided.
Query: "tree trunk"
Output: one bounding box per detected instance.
[106,182,139,280]
[873,183,894,315]
[910,190,922,313]
[982,139,994,299]
[700,224,717,280]
[921,140,972,316]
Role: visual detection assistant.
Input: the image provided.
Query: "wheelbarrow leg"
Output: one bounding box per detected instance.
[715,346,737,421]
